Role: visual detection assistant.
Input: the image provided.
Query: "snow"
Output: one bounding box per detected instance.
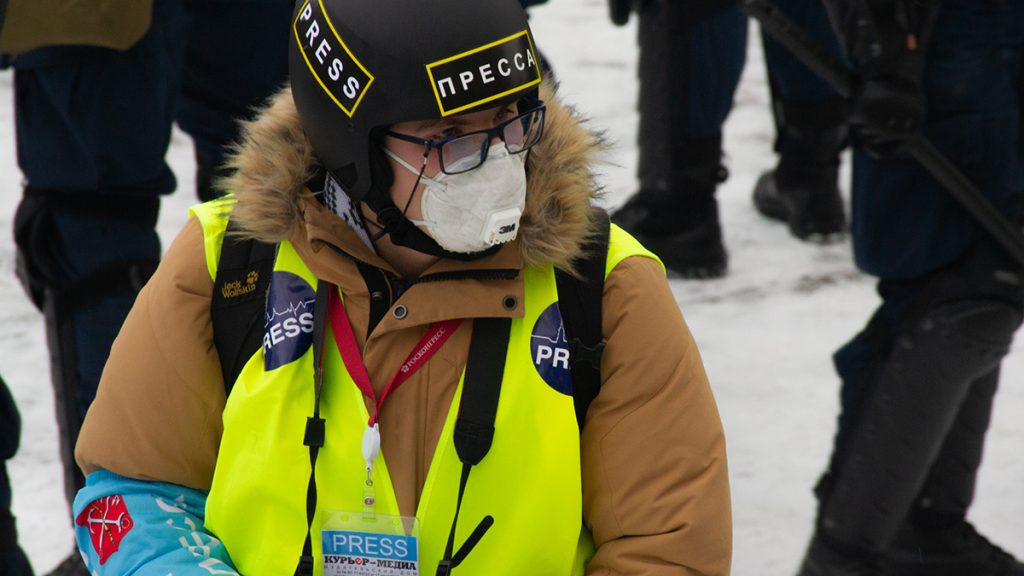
[1,1,1021,573]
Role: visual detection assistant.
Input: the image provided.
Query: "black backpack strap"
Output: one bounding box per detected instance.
[437,316,510,575]
[210,218,276,395]
[555,208,611,431]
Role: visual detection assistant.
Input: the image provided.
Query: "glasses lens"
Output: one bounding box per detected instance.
[440,132,488,174]
[437,104,545,174]
[502,114,527,150]
[503,108,544,153]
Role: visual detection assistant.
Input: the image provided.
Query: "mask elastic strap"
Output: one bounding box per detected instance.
[372,147,431,242]
[383,146,437,185]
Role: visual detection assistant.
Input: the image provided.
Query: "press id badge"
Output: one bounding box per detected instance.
[321,511,421,576]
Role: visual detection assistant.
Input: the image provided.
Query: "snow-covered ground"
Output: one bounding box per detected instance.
[2,1,1022,573]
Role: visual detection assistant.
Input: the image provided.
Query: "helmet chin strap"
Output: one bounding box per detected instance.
[356,137,498,262]
[361,184,499,262]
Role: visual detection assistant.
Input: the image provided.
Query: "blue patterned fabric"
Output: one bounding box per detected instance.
[73,470,238,575]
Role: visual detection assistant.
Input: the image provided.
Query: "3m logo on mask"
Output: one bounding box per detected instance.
[294,0,374,117]
[264,271,316,371]
[530,303,572,395]
[427,30,541,117]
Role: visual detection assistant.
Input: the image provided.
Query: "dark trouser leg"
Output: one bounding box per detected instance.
[800,302,1019,575]
[613,0,745,278]
[912,366,997,522]
[178,0,291,201]
[12,0,186,515]
[1,375,35,576]
[801,238,1024,576]
[818,298,1019,552]
[194,149,234,203]
[14,191,161,510]
[753,0,848,240]
[41,292,84,511]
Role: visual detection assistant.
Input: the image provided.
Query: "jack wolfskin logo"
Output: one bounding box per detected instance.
[221,270,260,299]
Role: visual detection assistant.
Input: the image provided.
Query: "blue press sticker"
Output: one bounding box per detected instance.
[530,303,573,395]
[263,271,316,370]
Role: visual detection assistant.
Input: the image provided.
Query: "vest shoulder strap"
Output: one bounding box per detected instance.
[210,219,276,394]
[555,208,610,431]
[211,209,612,429]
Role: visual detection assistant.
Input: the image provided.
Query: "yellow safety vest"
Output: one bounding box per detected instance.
[192,200,658,575]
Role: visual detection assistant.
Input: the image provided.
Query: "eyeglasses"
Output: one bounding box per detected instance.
[386,99,546,175]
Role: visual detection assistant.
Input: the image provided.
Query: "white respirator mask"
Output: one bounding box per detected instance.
[385,146,527,254]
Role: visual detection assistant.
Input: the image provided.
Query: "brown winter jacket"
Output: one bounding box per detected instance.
[75,84,732,575]
[0,0,151,55]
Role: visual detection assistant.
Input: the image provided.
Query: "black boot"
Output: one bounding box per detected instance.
[753,99,847,241]
[881,517,1024,576]
[612,162,729,278]
[881,368,1024,576]
[626,0,736,279]
[797,533,883,576]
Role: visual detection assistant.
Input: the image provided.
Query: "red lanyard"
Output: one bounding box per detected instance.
[328,290,462,426]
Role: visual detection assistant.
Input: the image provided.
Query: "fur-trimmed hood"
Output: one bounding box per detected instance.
[222,82,605,272]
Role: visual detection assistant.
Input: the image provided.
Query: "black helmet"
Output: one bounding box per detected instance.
[289,0,543,202]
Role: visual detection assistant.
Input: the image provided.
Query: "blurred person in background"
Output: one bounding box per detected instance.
[1,0,290,573]
[608,0,848,278]
[797,1,1024,574]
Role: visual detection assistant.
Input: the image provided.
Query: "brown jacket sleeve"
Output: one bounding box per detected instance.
[75,217,224,491]
[583,256,732,575]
